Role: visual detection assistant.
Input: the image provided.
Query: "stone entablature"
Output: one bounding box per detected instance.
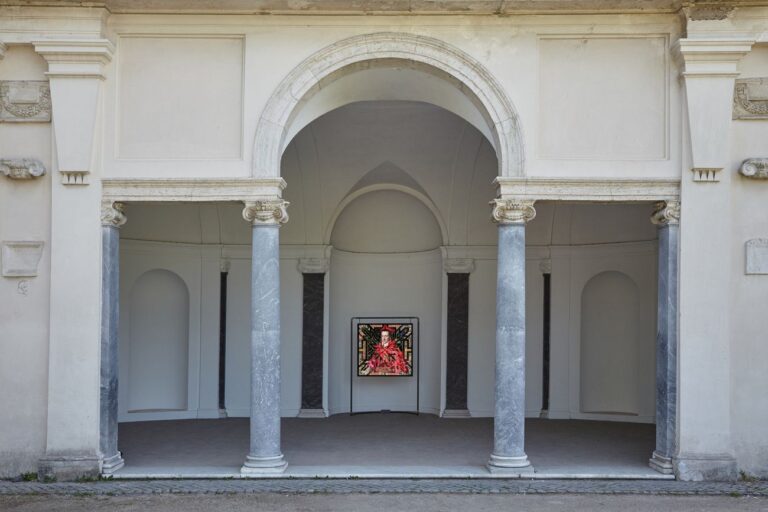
[0,158,45,179]
[0,81,51,123]
[739,158,768,179]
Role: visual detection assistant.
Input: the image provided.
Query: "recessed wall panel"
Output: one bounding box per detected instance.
[539,36,667,160]
[117,36,243,159]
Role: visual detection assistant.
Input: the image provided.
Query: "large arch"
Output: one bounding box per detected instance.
[252,32,524,178]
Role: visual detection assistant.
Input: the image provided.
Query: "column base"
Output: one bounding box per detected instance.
[674,453,737,481]
[649,451,674,475]
[38,455,101,482]
[241,454,288,475]
[101,452,125,475]
[442,409,471,418]
[297,408,327,418]
[487,453,534,474]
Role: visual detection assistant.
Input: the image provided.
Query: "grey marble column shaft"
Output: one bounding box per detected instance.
[488,218,531,472]
[242,223,287,473]
[650,207,679,474]
[100,204,125,474]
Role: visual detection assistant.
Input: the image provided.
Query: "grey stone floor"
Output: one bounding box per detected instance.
[1,494,768,512]
[115,415,665,478]
[1,478,768,497]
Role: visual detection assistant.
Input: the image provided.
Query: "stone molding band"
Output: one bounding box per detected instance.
[101,201,127,228]
[651,200,681,226]
[242,199,289,226]
[490,199,536,225]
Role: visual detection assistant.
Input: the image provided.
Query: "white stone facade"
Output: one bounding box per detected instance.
[1,0,768,482]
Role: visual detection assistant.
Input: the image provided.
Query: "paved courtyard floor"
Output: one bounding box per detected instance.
[115,414,667,479]
[1,491,767,512]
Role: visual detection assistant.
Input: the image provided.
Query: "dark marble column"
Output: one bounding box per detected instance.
[99,201,126,474]
[650,200,680,475]
[241,199,289,475]
[299,259,328,418]
[487,199,535,474]
[443,259,473,418]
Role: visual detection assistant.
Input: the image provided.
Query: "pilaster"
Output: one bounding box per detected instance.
[33,39,113,185]
[673,37,750,481]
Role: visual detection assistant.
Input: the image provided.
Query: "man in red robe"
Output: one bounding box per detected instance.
[364,325,409,376]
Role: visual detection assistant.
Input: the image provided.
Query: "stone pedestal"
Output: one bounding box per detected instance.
[487,199,535,474]
[241,200,289,475]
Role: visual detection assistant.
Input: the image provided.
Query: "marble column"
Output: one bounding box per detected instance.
[649,200,680,475]
[99,201,126,474]
[241,199,289,474]
[487,199,535,473]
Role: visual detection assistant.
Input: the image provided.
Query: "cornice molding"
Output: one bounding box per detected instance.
[102,177,287,202]
[676,38,755,77]
[494,177,681,202]
[33,39,114,79]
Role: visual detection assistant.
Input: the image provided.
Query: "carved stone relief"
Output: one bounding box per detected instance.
[1,241,44,277]
[739,158,768,179]
[0,81,51,123]
[746,239,768,275]
[0,158,46,179]
[733,78,768,120]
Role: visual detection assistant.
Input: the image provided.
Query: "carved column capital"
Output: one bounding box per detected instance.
[443,258,475,274]
[490,199,536,225]
[298,258,329,274]
[101,201,127,228]
[651,200,680,226]
[0,158,46,179]
[739,158,768,179]
[242,199,289,226]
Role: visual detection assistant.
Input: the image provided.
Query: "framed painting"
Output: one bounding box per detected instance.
[353,318,417,377]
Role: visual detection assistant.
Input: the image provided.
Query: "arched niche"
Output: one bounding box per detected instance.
[329,188,444,253]
[579,271,641,416]
[254,32,524,178]
[127,269,190,412]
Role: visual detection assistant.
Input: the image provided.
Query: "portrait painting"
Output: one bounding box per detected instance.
[356,322,414,377]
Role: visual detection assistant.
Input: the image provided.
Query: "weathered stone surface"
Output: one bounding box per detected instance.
[301,273,325,411]
[650,223,678,475]
[488,224,531,472]
[733,78,768,120]
[739,158,768,179]
[445,273,469,412]
[100,224,124,474]
[0,158,45,179]
[1,241,44,277]
[0,81,51,123]
[242,224,287,474]
[675,455,738,482]
[745,239,768,275]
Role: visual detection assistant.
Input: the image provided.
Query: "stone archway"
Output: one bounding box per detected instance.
[252,32,524,179]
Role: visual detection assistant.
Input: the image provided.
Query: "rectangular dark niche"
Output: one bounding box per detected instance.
[445,273,470,411]
[301,273,325,410]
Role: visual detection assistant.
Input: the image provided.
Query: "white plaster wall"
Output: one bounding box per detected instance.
[0,45,51,477]
[729,45,768,477]
[95,13,682,180]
